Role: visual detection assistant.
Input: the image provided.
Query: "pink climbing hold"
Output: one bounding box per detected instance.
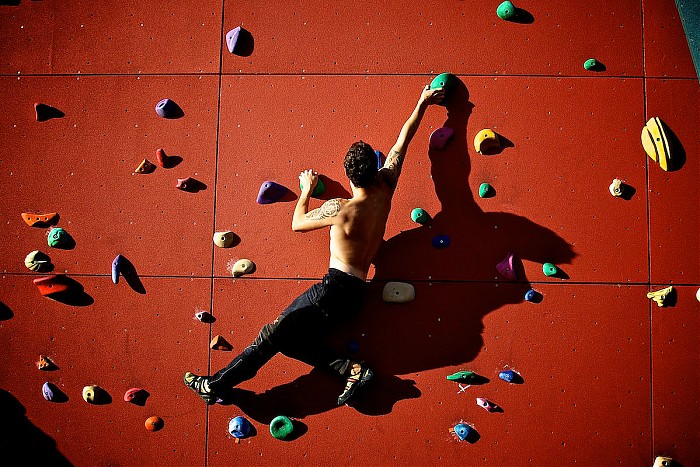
[429,127,454,150]
[496,252,517,280]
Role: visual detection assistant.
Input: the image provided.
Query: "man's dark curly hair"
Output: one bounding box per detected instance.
[344,141,378,188]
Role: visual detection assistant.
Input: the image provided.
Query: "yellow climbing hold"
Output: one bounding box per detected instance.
[641,117,671,171]
[647,286,674,307]
[474,129,500,154]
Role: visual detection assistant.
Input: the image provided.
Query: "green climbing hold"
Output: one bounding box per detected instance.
[300,177,326,197]
[429,73,457,106]
[478,183,494,198]
[47,227,71,249]
[447,371,478,383]
[583,58,598,70]
[410,208,429,224]
[543,262,559,277]
[497,1,516,20]
[269,415,294,440]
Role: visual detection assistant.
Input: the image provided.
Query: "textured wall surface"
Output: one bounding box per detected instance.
[0,0,698,466]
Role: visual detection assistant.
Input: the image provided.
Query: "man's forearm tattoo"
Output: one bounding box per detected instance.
[306,198,341,220]
[385,149,404,174]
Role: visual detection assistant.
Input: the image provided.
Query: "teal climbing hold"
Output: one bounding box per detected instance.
[300,177,326,197]
[47,228,71,249]
[270,415,293,440]
[429,73,457,106]
[478,183,494,198]
[497,1,516,20]
[410,208,429,224]
[542,262,559,277]
[583,58,598,70]
[452,423,473,441]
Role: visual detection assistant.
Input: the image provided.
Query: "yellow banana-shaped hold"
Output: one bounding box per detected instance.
[641,117,671,171]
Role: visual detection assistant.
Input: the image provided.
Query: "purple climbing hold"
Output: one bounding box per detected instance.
[42,382,56,401]
[496,252,517,280]
[112,254,124,284]
[432,235,451,249]
[155,98,182,119]
[226,26,254,57]
[256,181,288,204]
[429,127,454,150]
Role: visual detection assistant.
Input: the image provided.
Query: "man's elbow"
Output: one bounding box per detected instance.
[291,219,305,232]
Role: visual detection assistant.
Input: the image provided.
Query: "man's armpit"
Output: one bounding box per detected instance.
[305,198,342,220]
[384,149,404,173]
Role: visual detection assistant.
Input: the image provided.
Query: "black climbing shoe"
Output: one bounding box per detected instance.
[183,372,217,405]
[337,363,374,405]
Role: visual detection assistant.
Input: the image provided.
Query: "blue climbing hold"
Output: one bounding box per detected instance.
[228,416,251,439]
[375,150,384,169]
[524,289,539,302]
[453,423,472,441]
[155,98,181,119]
[432,235,451,249]
[42,382,56,401]
[499,370,516,382]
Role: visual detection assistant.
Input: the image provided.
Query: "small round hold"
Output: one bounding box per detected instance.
[453,423,473,441]
[232,259,256,277]
[499,370,516,383]
[479,182,494,199]
[432,235,451,249]
[25,250,51,272]
[524,289,538,302]
[609,179,624,197]
[124,388,147,403]
[228,416,251,439]
[411,208,429,224]
[213,231,235,248]
[145,416,164,432]
[583,58,598,70]
[496,1,516,20]
[269,415,294,440]
[42,382,56,401]
[542,262,559,277]
[82,385,102,404]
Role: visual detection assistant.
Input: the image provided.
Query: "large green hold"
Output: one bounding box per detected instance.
[300,177,326,197]
[47,227,70,249]
[497,1,516,20]
[446,370,478,383]
[583,58,598,70]
[410,208,429,224]
[429,72,457,106]
[478,183,494,198]
[269,415,294,440]
[543,262,560,277]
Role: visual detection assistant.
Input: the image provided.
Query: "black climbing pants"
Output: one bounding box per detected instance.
[209,268,367,391]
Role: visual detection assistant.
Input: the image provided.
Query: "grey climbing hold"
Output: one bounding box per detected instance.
[155,98,181,119]
[213,231,235,248]
[497,1,516,20]
[232,259,256,277]
[411,208,429,224]
[609,179,624,197]
[42,382,57,401]
[25,250,51,272]
[112,254,124,284]
[382,282,415,303]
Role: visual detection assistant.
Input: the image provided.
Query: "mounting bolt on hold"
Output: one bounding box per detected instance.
[382,282,415,303]
[432,235,451,249]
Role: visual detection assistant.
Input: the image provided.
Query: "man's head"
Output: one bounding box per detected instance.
[344,141,378,188]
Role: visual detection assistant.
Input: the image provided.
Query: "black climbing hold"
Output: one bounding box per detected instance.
[432,235,451,249]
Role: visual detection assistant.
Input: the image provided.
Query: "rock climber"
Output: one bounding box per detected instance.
[184,83,445,406]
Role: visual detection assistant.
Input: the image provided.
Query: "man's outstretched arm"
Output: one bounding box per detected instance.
[382,85,445,188]
[292,169,343,232]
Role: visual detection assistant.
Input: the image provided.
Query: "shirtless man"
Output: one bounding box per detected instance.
[184,84,444,406]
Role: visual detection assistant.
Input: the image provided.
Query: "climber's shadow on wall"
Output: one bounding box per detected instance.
[0,389,73,466]
[229,77,575,424]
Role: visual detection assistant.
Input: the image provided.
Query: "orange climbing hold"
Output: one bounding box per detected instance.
[145,416,164,432]
[210,335,233,351]
[21,212,59,228]
[36,355,57,371]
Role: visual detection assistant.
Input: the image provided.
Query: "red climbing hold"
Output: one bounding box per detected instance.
[33,275,73,296]
[145,416,164,432]
[210,335,233,351]
[124,388,148,403]
[156,148,170,168]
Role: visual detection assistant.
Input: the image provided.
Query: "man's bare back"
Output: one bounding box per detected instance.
[291,85,445,280]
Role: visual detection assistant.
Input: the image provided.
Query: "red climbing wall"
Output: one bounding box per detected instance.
[1,0,698,466]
